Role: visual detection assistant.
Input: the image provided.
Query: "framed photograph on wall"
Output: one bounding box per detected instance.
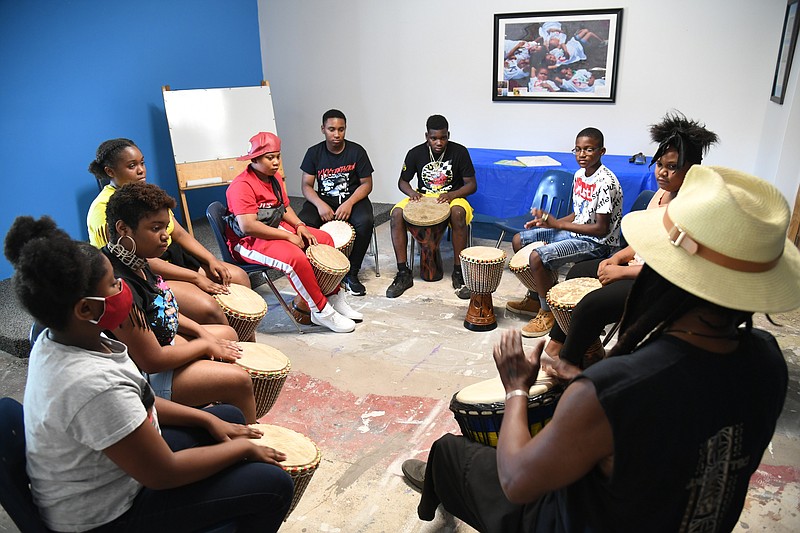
[771,0,800,104]
[493,8,623,103]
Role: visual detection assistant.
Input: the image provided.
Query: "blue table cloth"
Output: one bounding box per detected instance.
[467,148,657,218]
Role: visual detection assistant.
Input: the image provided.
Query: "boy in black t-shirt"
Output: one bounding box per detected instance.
[386,115,477,299]
[298,109,375,296]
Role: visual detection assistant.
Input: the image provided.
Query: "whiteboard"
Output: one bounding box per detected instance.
[163,85,277,164]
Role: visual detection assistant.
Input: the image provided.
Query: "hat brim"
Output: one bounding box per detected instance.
[622,208,800,314]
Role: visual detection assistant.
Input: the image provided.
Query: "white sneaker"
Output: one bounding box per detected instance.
[311,304,356,333]
[327,291,364,322]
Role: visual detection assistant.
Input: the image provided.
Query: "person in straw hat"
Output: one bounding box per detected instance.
[402,166,799,532]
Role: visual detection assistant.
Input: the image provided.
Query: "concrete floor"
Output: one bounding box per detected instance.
[1,220,799,532]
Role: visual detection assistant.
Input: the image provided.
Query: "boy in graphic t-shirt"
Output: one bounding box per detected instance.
[508,127,623,338]
[298,109,375,296]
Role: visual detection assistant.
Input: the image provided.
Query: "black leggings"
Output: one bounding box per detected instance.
[94,405,293,533]
[298,197,374,276]
[549,258,634,366]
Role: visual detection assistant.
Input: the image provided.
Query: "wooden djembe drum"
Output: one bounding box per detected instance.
[460,246,506,331]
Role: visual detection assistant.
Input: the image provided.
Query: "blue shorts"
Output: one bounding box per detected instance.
[519,228,610,270]
[145,369,174,401]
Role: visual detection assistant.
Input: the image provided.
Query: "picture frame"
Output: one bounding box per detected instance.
[771,0,800,104]
[493,8,623,103]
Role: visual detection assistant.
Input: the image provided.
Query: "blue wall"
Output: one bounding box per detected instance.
[0,0,263,279]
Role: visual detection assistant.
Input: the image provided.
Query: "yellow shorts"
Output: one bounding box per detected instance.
[392,193,474,225]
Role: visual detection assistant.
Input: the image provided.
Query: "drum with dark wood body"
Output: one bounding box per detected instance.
[460,246,506,331]
[403,197,450,282]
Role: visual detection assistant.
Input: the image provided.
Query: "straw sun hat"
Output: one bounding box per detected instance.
[622,165,800,314]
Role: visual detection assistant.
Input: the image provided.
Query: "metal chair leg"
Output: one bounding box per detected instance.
[603,320,621,347]
[495,229,505,249]
[371,223,380,277]
[409,239,416,272]
[260,272,303,334]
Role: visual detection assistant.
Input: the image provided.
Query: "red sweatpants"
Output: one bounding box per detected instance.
[232,225,336,313]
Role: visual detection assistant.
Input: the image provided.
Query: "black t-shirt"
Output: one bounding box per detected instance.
[399,141,475,194]
[300,140,374,202]
[537,330,787,532]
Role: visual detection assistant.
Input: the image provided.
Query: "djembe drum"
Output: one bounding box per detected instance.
[213,284,268,341]
[403,196,450,281]
[460,246,506,331]
[305,244,349,295]
[449,372,563,447]
[235,342,291,418]
[546,277,604,360]
[508,241,558,294]
[249,424,322,517]
[320,220,356,257]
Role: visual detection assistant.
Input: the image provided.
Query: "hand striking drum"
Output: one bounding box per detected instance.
[213,284,268,341]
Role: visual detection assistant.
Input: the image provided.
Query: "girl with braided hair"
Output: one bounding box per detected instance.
[6,216,292,532]
[543,111,719,380]
[87,138,252,328]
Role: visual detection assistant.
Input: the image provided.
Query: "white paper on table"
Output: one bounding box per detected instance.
[515,155,561,167]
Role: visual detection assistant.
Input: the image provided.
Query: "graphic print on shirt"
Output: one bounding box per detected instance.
[318,163,357,199]
[150,276,180,345]
[420,160,454,192]
[573,175,597,217]
[680,423,750,531]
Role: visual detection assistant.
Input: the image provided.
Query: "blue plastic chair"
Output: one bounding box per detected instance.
[492,169,574,246]
[206,201,302,333]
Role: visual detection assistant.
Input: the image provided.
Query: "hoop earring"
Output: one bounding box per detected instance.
[107,235,147,271]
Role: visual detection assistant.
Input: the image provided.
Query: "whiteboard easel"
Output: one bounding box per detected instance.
[162,82,278,235]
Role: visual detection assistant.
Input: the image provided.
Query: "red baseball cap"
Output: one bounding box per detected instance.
[236,132,281,161]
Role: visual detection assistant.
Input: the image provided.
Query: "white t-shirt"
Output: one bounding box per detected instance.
[571,164,623,246]
[24,332,159,531]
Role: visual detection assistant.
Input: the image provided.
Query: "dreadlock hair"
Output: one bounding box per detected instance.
[322,109,346,124]
[88,138,138,180]
[576,127,604,148]
[4,216,107,330]
[607,264,753,357]
[649,111,719,170]
[426,114,449,132]
[105,182,176,242]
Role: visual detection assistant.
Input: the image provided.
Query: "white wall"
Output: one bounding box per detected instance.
[258,0,799,205]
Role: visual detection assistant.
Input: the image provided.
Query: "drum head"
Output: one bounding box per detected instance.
[214,284,267,315]
[547,277,602,307]
[249,424,319,467]
[236,342,290,372]
[320,221,355,249]
[509,241,546,270]
[460,246,506,263]
[306,244,350,272]
[455,373,554,404]
[403,196,450,226]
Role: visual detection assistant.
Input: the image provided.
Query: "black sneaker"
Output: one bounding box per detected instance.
[452,269,470,300]
[343,273,366,296]
[386,269,413,298]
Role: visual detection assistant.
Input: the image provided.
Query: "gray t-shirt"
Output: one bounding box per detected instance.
[24,332,159,531]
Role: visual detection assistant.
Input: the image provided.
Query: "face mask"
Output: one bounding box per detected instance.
[85,279,133,330]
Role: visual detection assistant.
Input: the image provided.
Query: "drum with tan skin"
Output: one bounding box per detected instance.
[449,372,564,447]
[213,284,267,341]
[509,241,558,293]
[459,246,506,331]
[403,196,451,282]
[235,342,291,418]
[249,424,322,517]
[546,277,605,361]
[320,220,356,258]
[305,244,350,295]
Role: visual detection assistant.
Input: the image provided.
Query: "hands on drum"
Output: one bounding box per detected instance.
[196,275,230,295]
[243,442,288,466]
[207,416,264,442]
[493,330,543,392]
[296,226,318,247]
[334,202,352,220]
[208,339,243,363]
[206,258,232,286]
[436,192,454,204]
[317,203,336,222]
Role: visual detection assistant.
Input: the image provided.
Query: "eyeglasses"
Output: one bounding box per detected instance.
[571,147,599,155]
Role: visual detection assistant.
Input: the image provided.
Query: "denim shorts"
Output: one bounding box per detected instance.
[519,228,609,270]
[144,369,174,401]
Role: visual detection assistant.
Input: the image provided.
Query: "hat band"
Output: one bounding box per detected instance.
[663,210,781,273]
